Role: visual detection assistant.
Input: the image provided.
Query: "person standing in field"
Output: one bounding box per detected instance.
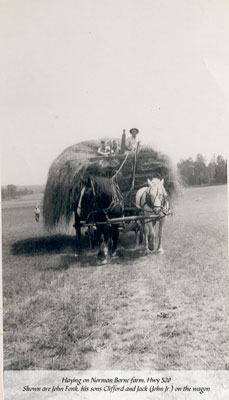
[34,205,40,222]
[125,128,140,151]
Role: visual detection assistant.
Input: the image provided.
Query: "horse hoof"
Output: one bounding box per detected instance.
[100,259,107,265]
[157,249,164,254]
[111,251,117,258]
[144,249,152,256]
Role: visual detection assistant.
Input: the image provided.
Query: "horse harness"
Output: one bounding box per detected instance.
[77,177,170,224]
[139,186,169,215]
[77,178,124,222]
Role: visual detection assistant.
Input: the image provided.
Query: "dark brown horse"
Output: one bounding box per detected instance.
[74,175,123,263]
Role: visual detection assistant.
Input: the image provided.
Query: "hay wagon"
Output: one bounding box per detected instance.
[76,151,172,247]
[43,136,178,248]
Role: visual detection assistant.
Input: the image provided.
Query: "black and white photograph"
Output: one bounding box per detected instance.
[1,0,228,398]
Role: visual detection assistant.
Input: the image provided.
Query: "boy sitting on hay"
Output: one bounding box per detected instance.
[97,140,120,156]
[97,128,140,156]
[97,140,110,156]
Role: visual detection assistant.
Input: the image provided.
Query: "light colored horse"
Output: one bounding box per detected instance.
[136,178,170,254]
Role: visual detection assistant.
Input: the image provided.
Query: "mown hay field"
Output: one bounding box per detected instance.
[2,185,228,370]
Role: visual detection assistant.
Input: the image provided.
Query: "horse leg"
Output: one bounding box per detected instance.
[157,217,165,254]
[135,226,140,245]
[110,226,119,256]
[139,224,144,245]
[135,222,143,245]
[143,223,150,253]
[148,222,156,252]
[74,212,81,251]
[87,226,97,249]
[97,225,109,264]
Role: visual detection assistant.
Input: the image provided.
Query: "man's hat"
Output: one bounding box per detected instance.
[129,128,139,135]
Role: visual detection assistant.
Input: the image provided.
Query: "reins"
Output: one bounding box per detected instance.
[77,147,171,226]
[80,176,124,223]
[140,187,159,210]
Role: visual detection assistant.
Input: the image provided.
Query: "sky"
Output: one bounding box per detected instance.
[1,0,229,185]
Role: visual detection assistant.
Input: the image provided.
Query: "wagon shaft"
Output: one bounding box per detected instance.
[79,212,169,227]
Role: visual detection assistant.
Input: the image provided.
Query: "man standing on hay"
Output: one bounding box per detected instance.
[125,128,140,151]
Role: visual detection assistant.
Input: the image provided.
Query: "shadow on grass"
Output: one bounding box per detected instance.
[11,233,145,270]
[11,234,103,269]
[11,234,87,256]
[55,251,99,270]
[47,247,145,271]
[115,247,145,262]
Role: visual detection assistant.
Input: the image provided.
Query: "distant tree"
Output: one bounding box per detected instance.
[178,154,227,186]
[215,155,227,184]
[207,156,216,185]
[177,158,195,185]
[194,154,207,185]
[16,187,34,196]
[1,187,8,199]
[7,184,17,198]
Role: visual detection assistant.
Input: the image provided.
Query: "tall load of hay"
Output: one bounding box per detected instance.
[43,138,179,229]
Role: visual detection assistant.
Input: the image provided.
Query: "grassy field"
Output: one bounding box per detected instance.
[2,185,228,370]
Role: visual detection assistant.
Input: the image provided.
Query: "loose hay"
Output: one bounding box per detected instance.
[43,138,180,229]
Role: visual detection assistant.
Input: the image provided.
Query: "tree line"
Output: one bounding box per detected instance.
[1,155,227,199]
[177,154,227,186]
[1,185,34,200]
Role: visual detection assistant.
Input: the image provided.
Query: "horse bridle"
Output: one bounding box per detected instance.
[77,178,123,222]
[140,185,168,214]
[77,181,96,219]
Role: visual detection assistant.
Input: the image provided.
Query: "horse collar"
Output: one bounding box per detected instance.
[145,189,155,209]
[90,179,96,197]
[139,187,154,210]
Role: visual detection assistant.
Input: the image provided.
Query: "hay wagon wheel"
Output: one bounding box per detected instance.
[122,206,144,244]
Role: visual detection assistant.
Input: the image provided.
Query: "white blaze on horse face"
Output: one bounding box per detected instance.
[137,178,168,211]
[77,186,86,217]
[148,179,162,209]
